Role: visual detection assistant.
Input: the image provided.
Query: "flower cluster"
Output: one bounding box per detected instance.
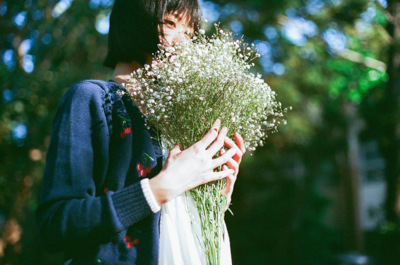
[124,26,287,265]
[124,27,287,152]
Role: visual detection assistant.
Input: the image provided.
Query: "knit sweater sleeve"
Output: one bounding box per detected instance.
[36,81,153,253]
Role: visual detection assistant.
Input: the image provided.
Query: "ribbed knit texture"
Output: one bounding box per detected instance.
[112,181,153,227]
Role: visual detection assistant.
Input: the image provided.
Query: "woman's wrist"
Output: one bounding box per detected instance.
[149,171,172,206]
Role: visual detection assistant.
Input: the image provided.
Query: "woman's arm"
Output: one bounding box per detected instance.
[36,82,153,253]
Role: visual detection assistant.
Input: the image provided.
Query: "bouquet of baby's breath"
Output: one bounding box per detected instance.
[123,26,287,265]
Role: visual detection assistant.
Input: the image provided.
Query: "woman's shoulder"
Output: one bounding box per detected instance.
[63,79,114,102]
[59,79,120,115]
[55,80,119,129]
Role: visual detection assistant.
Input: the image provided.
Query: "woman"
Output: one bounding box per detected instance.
[36,0,245,264]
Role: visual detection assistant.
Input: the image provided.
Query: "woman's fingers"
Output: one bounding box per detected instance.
[206,127,228,155]
[211,118,221,129]
[205,167,234,182]
[234,132,246,154]
[169,145,183,157]
[211,147,236,168]
[226,157,239,173]
[196,119,221,149]
[224,136,243,163]
[220,148,239,173]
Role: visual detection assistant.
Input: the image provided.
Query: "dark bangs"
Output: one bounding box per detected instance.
[104,0,203,69]
[164,0,203,31]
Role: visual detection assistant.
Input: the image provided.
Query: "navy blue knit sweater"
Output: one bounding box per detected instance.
[36,80,164,265]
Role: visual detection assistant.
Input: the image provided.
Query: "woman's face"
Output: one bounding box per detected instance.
[161,12,194,46]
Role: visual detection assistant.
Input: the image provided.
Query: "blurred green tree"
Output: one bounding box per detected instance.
[208,0,394,264]
[0,0,112,263]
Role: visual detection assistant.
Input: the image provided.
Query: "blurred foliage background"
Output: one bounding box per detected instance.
[1,0,400,264]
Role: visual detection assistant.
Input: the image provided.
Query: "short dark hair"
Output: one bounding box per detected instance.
[104,0,202,69]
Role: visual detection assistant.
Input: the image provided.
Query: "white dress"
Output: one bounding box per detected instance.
[159,192,232,265]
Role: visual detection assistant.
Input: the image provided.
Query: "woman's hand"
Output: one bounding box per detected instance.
[221,132,246,210]
[149,119,236,205]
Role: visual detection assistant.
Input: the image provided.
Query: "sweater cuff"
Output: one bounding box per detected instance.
[140,178,161,213]
[111,182,153,228]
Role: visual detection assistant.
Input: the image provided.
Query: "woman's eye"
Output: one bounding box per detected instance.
[164,20,176,28]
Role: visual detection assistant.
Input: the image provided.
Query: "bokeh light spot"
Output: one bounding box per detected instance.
[264,26,278,41]
[29,149,42,161]
[14,11,27,29]
[2,49,16,69]
[0,1,7,16]
[361,7,376,23]
[230,21,243,35]
[282,17,317,46]
[23,55,35,73]
[259,56,273,72]
[41,33,52,45]
[254,40,271,56]
[331,0,342,6]
[247,10,259,22]
[306,0,324,15]
[52,0,73,18]
[100,0,113,8]
[323,28,347,51]
[12,123,27,140]
[3,89,12,102]
[377,0,387,8]
[95,12,110,35]
[199,0,220,22]
[272,63,285,75]
[90,0,100,9]
[368,70,380,81]
[19,39,32,56]
[33,9,44,20]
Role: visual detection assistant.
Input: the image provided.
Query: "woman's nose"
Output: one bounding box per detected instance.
[173,28,189,44]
